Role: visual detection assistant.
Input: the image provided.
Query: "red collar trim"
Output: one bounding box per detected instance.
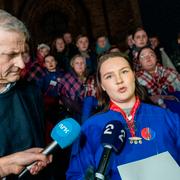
[109,97,141,137]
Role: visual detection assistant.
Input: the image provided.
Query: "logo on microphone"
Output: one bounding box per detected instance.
[119,129,126,143]
[95,121,126,180]
[101,120,126,153]
[103,123,126,143]
[58,123,70,134]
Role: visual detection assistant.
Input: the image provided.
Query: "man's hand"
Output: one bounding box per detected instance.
[0,148,52,177]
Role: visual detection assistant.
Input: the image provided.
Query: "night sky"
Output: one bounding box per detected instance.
[139,0,180,53]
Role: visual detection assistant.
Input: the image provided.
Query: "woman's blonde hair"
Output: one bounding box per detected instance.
[70,54,86,67]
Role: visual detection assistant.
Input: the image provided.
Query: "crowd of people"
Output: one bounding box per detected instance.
[0,8,179,180]
[22,26,180,127]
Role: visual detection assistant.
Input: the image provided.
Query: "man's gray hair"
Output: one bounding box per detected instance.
[0,9,29,40]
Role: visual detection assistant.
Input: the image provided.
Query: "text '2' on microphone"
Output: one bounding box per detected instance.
[95,120,126,180]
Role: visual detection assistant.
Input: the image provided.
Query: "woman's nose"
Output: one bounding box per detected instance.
[116,74,123,84]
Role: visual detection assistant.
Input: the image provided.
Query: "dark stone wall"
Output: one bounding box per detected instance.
[0,0,141,48]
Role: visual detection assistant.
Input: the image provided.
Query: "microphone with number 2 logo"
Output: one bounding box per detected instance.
[95,120,126,180]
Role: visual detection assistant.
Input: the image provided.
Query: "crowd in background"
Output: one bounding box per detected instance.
[20,28,180,179]
[22,29,180,123]
[1,8,180,179]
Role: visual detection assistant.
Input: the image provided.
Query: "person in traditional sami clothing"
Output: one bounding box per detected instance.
[136,46,180,116]
[66,52,180,180]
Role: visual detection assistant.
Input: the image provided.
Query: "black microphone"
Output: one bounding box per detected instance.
[18,118,80,178]
[95,120,126,180]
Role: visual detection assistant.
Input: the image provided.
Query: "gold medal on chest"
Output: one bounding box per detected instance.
[129,136,142,144]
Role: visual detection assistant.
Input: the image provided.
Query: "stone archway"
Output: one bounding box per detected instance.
[20,0,89,46]
[0,0,142,50]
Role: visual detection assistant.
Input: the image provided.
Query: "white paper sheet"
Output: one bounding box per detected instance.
[117,151,180,180]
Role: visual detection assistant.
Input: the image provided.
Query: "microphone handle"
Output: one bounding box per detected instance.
[18,141,58,178]
[95,145,112,180]
[42,141,58,155]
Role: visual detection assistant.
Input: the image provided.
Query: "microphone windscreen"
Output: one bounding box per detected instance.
[51,118,81,149]
[101,120,126,153]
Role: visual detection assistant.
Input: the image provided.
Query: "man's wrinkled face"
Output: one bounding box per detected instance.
[0,29,25,85]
